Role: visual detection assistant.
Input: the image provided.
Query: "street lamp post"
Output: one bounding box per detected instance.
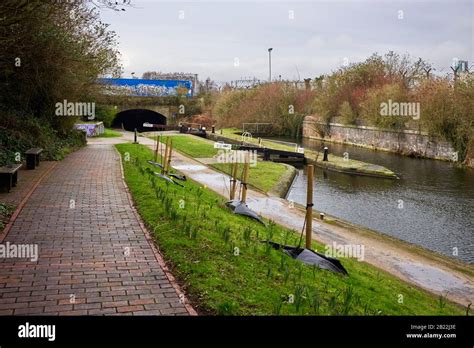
[268,48,273,82]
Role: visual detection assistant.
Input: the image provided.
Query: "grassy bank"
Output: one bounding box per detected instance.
[211,162,290,194]
[220,128,294,151]
[311,154,398,178]
[116,143,464,315]
[157,134,218,158]
[96,128,123,138]
[154,135,290,194]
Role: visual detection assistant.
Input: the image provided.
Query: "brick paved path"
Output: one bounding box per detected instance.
[0,145,192,315]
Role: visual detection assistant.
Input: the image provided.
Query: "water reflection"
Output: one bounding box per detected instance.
[282,137,474,264]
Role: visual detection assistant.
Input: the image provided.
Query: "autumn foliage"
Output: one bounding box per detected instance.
[212,51,472,161]
[213,83,315,138]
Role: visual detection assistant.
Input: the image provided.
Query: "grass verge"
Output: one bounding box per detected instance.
[157,134,218,158]
[211,162,289,194]
[115,143,465,315]
[154,134,290,194]
[311,154,398,178]
[96,128,123,138]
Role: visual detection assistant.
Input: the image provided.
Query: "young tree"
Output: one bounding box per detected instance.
[339,101,356,125]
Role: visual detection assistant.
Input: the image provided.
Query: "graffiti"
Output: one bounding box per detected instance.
[74,122,104,137]
[99,78,193,97]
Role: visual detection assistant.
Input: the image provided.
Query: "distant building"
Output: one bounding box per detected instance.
[455,60,469,73]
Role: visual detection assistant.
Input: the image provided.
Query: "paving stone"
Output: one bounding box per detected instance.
[0,146,192,316]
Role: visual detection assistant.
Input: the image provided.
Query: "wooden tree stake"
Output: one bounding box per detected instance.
[306,164,314,249]
[241,152,250,203]
[230,162,238,200]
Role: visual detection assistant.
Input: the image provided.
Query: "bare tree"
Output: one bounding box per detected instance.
[90,0,134,11]
[383,51,429,87]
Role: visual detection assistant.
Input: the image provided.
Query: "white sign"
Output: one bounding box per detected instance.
[214,142,232,150]
[143,122,153,128]
[297,147,305,154]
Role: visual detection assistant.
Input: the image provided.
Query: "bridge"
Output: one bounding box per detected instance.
[98,78,194,132]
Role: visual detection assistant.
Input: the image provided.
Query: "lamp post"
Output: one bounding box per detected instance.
[268,48,273,82]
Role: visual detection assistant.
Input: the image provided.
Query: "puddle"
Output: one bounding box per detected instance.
[191,173,230,193]
[173,164,208,171]
[394,261,474,297]
[250,198,305,230]
[249,198,347,244]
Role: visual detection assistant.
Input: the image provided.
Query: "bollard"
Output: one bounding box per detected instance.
[323,147,329,161]
[134,128,138,144]
[320,212,325,220]
[212,125,215,134]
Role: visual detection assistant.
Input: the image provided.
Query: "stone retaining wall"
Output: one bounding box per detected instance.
[303,117,457,161]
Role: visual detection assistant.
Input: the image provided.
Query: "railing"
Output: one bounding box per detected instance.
[242,122,272,135]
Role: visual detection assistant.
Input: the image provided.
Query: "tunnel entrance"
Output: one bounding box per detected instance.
[112,109,167,132]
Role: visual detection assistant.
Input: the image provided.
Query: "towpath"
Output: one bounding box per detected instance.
[90,131,474,306]
[0,143,196,315]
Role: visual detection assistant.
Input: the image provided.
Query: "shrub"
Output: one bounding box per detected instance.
[95,105,117,127]
[415,77,473,160]
[339,101,356,125]
[0,110,86,166]
[359,83,410,130]
[213,83,315,137]
[311,79,340,123]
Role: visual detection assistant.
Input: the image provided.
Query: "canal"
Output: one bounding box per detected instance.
[282,138,474,264]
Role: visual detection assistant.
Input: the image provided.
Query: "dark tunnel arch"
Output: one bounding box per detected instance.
[112,109,167,132]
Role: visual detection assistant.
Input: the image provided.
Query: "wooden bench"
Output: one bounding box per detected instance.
[0,164,22,192]
[25,148,43,170]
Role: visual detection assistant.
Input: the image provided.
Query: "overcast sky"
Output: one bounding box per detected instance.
[100,0,473,83]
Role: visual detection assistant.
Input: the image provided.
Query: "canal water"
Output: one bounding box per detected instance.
[280,138,474,264]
